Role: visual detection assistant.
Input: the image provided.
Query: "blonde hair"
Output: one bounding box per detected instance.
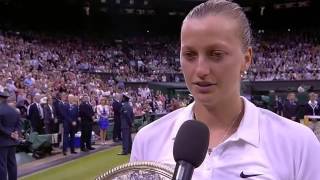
[184,0,252,51]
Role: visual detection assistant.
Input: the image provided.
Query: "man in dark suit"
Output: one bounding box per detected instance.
[283,92,299,123]
[27,94,44,134]
[52,92,63,133]
[112,94,122,142]
[0,90,21,180]
[79,94,95,152]
[60,94,78,155]
[118,94,134,155]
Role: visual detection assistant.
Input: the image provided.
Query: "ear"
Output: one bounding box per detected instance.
[241,47,253,72]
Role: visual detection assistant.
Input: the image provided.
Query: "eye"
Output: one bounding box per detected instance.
[209,51,225,60]
[182,51,197,61]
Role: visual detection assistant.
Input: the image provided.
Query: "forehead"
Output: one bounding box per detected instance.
[181,15,241,49]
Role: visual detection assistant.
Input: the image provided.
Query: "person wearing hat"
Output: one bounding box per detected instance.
[118,93,134,155]
[0,90,21,180]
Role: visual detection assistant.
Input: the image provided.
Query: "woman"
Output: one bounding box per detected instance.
[96,97,110,145]
[130,0,320,179]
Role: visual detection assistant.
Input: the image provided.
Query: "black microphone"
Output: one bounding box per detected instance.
[172,120,210,180]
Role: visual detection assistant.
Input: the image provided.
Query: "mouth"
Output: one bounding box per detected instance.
[193,82,217,87]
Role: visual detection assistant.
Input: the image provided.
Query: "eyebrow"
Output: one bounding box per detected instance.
[181,43,230,51]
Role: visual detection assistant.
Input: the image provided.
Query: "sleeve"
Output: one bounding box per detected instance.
[0,115,11,137]
[130,130,143,162]
[296,127,320,180]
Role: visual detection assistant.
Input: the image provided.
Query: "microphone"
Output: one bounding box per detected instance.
[172,120,210,180]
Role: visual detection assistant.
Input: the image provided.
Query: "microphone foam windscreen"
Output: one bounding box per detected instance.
[173,120,210,168]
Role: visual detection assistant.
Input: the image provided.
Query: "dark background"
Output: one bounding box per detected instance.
[0,0,319,36]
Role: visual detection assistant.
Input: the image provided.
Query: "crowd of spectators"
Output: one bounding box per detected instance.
[0,30,190,121]
[1,29,320,119]
[247,30,320,81]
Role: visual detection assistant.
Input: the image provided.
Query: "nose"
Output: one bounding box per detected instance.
[195,56,210,78]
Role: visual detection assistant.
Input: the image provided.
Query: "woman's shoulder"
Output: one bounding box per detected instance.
[134,107,187,142]
[258,107,317,146]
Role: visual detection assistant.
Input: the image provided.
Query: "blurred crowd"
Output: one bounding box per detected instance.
[247,31,320,81]
[1,29,320,127]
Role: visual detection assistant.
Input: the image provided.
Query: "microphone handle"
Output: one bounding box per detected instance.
[172,160,194,180]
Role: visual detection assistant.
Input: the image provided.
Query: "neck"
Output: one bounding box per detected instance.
[193,96,243,129]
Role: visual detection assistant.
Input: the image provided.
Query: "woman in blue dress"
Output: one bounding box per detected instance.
[97,97,110,145]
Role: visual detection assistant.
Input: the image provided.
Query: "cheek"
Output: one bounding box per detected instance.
[217,60,241,82]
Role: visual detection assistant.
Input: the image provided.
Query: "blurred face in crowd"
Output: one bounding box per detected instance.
[100,98,107,105]
[180,15,252,107]
[68,95,74,104]
[309,93,317,102]
[61,93,68,102]
[34,95,41,103]
[287,93,296,101]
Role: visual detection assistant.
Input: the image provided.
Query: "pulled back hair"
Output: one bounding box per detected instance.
[184,0,252,51]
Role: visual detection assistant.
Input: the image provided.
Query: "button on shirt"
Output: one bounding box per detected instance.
[130,97,320,180]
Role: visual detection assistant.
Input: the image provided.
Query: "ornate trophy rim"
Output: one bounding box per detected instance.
[95,161,174,180]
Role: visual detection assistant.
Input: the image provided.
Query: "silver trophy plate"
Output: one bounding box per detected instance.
[95,161,174,180]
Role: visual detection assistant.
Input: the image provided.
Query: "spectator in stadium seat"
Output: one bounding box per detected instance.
[130,1,320,179]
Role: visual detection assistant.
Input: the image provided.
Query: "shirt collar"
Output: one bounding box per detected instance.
[170,97,260,147]
[308,100,318,106]
[232,97,260,147]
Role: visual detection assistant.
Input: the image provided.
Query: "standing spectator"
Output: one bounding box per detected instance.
[283,92,299,123]
[97,97,110,145]
[61,94,78,155]
[41,97,54,134]
[118,93,134,155]
[27,94,45,134]
[305,92,320,116]
[0,90,21,180]
[304,92,320,141]
[274,95,283,116]
[112,93,122,142]
[79,94,95,152]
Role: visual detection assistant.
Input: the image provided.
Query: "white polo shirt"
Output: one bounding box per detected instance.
[130,97,320,180]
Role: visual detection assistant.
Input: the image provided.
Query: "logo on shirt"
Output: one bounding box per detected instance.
[240,171,262,178]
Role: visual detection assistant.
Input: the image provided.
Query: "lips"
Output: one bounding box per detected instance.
[192,81,217,93]
[193,81,216,87]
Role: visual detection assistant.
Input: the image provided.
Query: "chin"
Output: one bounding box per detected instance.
[194,94,217,106]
